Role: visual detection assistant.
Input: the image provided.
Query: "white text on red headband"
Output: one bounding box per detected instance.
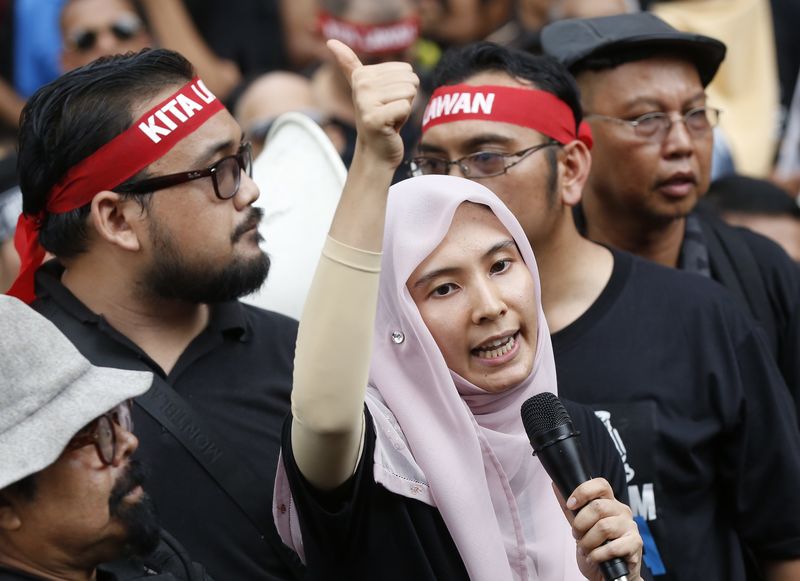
[422,91,496,128]
[319,13,419,55]
[138,79,216,144]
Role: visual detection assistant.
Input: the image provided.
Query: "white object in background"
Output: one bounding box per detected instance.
[241,112,346,319]
[776,78,800,181]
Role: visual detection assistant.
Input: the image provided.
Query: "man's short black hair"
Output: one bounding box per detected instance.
[705,175,800,218]
[431,41,584,138]
[17,48,195,259]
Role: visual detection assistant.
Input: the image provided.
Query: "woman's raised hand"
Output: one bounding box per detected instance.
[327,39,419,169]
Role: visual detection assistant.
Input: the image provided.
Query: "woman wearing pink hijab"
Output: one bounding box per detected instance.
[273,41,644,581]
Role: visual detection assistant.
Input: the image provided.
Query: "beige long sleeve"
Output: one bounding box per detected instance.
[290,235,382,490]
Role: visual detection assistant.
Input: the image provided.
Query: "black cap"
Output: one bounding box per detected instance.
[541,13,726,87]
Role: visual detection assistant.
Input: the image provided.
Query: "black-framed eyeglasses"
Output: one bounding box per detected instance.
[65,400,134,465]
[116,142,253,200]
[408,141,560,179]
[585,106,721,141]
[68,13,144,53]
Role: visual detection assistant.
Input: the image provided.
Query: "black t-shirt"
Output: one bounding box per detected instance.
[700,213,800,420]
[32,262,299,581]
[552,249,800,581]
[281,401,630,580]
[576,203,800,420]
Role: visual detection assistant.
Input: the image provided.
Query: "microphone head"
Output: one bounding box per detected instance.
[520,392,571,442]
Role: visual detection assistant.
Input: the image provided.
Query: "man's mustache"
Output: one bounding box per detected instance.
[231,207,264,243]
[109,458,147,510]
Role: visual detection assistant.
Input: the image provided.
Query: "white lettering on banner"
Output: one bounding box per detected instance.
[154,110,178,131]
[138,115,172,143]
[322,21,359,48]
[161,98,188,123]
[176,94,202,117]
[322,20,416,53]
[452,93,472,115]
[138,80,217,143]
[191,80,216,104]
[363,24,417,52]
[628,483,657,521]
[423,92,496,126]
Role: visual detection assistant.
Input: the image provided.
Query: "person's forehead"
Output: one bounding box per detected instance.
[128,85,242,172]
[421,119,545,154]
[61,0,137,31]
[579,56,704,107]
[422,73,545,150]
[422,204,511,265]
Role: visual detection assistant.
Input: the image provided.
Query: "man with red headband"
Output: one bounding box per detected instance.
[10,49,301,580]
[416,42,800,580]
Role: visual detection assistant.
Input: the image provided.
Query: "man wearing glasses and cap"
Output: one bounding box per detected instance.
[8,48,301,580]
[414,40,800,581]
[541,13,800,420]
[0,296,212,580]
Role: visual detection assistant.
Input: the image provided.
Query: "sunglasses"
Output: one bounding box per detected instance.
[67,13,144,53]
[65,400,134,465]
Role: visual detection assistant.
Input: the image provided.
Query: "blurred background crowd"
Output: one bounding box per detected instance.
[1,0,799,292]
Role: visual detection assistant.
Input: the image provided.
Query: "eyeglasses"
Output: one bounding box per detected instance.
[116,142,253,200]
[409,141,560,179]
[65,400,134,465]
[585,106,721,141]
[67,14,144,53]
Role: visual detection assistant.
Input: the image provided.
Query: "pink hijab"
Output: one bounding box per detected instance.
[274,175,582,580]
[365,175,582,580]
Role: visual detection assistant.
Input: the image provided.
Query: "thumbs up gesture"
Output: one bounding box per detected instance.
[327,39,419,168]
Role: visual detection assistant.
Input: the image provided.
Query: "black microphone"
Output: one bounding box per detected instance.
[520,392,629,581]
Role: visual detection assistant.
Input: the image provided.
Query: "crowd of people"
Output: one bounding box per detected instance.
[1,1,800,580]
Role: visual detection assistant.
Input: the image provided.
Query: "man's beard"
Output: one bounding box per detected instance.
[142,207,270,303]
[109,459,160,558]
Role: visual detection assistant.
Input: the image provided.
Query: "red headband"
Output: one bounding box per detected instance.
[8,77,224,304]
[318,11,419,56]
[421,84,592,148]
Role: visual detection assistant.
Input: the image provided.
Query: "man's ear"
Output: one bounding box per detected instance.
[558,140,592,207]
[0,494,22,531]
[90,191,145,252]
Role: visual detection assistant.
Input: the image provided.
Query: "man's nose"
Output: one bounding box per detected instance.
[112,425,139,466]
[234,172,260,210]
[662,114,695,156]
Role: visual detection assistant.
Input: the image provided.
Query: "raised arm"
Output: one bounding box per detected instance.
[289,41,418,490]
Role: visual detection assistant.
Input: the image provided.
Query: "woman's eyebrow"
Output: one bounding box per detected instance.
[485,240,516,257]
[411,239,516,289]
[412,266,459,289]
